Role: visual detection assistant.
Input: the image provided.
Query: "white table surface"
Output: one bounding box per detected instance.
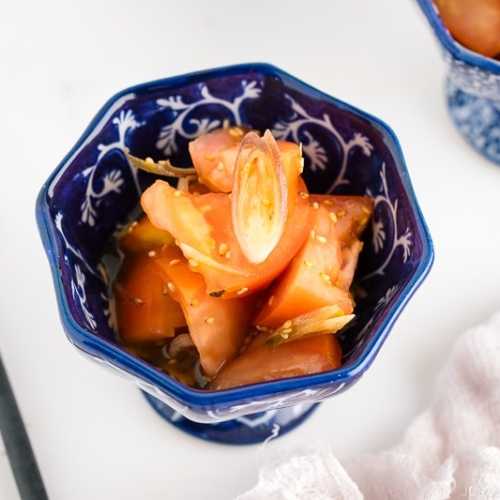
[2,1,500,499]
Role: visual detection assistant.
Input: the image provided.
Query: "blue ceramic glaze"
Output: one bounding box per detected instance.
[36,63,434,444]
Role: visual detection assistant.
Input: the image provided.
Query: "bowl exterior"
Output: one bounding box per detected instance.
[37,63,433,422]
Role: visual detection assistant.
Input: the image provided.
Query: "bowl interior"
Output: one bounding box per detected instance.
[37,63,433,418]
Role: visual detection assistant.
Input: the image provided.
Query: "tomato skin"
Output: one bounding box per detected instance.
[254,205,353,329]
[434,0,500,58]
[154,244,258,378]
[208,331,342,391]
[113,251,186,344]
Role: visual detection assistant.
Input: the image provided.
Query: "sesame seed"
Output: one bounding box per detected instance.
[167,282,176,293]
[189,259,200,267]
[145,157,155,164]
[312,202,319,209]
[217,162,224,171]
[316,235,327,244]
[236,287,249,296]
[228,126,244,137]
[199,204,212,213]
[218,243,228,256]
[133,298,144,306]
[169,259,180,266]
[190,299,199,307]
[148,250,156,257]
[320,272,331,284]
[280,332,289,339]
[174,190,183,197]
[268,295,275,307]
[329,212,338,223]
[304,260,314,267]
[299,191,309,199]
[204,316,215,325]
[282,320,292,329]
[337,210,346,218]
[281,327,293,335]
[204,155,216,161]
[361,206,371,214]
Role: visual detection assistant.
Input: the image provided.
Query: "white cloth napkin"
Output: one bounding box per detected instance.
[237,312,500,500]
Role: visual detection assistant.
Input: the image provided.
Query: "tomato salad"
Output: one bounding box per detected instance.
[111,126,373,390]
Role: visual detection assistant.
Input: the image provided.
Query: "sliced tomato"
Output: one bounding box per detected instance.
[113,251,187,345]
[434,0,500,58]
[208,331,342,391]
[253,205,353,329]
[308,195,373,241]
[154,243,258,378]
[141,180,217,257]
[188,125,251,193]
[141,179,316,298]
[117,213,175,255]
[308,194,373,290]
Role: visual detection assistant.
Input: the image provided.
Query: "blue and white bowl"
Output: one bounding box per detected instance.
[36,63,434,444]
[416,0,500,165]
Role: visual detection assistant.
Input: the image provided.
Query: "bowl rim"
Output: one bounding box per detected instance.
[36,62,435,411]
[415,0,500,73]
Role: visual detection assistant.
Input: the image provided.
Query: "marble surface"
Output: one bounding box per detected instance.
[1,1,500,499]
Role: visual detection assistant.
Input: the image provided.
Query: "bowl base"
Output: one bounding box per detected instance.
[142,391,319,445]
[446,77,500,166]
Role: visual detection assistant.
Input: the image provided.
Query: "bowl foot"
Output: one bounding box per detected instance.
[446,78,500,166]
[142,391,319,445]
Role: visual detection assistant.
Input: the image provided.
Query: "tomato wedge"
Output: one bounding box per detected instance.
[188,125,251,193]
[113,251,187,344]
[208,331,343,391]
[308,194,373,290]
[117,213,175,255]
[253,205,354,329]
[154,243,258,378]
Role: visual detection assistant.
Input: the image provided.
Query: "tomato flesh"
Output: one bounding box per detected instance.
[254,205,353,329]
[188,125,251,193]
[434,0,500,58]
[209,331,342,390]
[308,194,373,290]
[113,251,186,344]
[117,213,175,255]
[154,244,258,378]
